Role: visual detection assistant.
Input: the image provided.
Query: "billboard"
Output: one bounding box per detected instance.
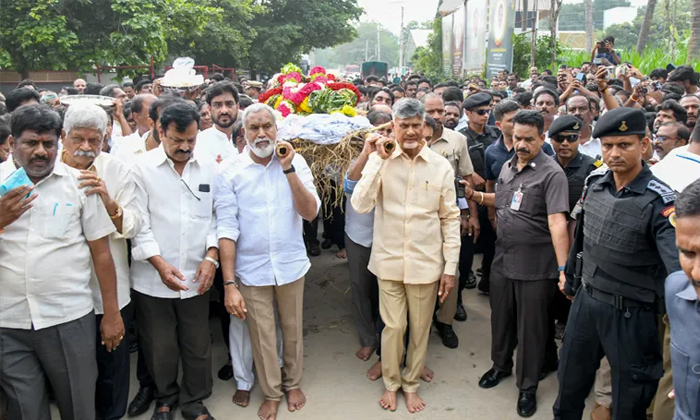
[452,5,466,78]
[442,13,454,77]
[465,0,488,74]
[486,0,516,78]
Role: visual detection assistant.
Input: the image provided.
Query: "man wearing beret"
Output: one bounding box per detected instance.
[553,107,682,420]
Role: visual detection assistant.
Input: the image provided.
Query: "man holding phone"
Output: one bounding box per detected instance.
[591,36,621,66]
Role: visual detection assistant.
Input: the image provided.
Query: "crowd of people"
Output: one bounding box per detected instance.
[0,47,699,420]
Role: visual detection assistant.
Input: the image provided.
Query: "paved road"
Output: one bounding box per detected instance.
[54,249,595,419]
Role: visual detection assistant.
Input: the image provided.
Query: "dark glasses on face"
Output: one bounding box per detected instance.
[551,134,580,143]
[471,109,490,116]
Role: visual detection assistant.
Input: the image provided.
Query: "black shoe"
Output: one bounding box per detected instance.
[308,243,321,257]
[477,276,490,295]
[321,238,333,249]
[465,271,477,289]
[217,363,233,381]
[128,385,155,417]
[478,368,512,389]
[454,303,467,321]
[150,403,176,420]
[517,392,537,417]
[434,321,459,348]
[539,358,559,380]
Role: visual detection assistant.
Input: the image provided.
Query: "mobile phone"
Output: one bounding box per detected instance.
[619,66,627,76]
[593,58,604,65]
[576,73,585,82]
[653,81,663,91]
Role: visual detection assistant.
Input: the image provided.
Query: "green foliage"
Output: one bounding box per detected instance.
[411,18,443,82]
[559,0,631,31]
[315,22,399,69]
[245,0,363,75]
[512,34,562,78]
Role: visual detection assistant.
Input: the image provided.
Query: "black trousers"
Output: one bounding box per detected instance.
[96,305,132,420]
[553,287,662,420]
[458,226,475,303]
[212,267,230,350]
[490,271,556,393]
[303,218,319,247]
[321,181,346,249]
[135,292,213,417]
[132,289,155,389]
[476,206,496,282]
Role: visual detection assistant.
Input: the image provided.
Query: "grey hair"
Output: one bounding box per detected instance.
[63,102,108,138]
[100,84,121,98]
[419,92,442,104]
[392,98,425,120]
[241,103,277,127]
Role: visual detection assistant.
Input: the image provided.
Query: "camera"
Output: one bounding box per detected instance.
[455,178,465,199]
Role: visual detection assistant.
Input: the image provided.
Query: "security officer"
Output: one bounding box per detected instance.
[553,107,682,420]
[458,92,501,299]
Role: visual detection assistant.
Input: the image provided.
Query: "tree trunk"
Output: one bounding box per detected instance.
[531,3,538,67]
[636,0,657,54]
[585,0,593,53]
[522,0,529,32]
[550,0,561,68]
[689,0,700,62]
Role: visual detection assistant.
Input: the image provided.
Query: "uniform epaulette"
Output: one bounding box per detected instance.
[647,178,676,204]
[593,159,603,168]
[584,165,608,185]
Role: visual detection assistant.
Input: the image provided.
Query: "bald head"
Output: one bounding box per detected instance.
[132,94,158,135]
[73,78,86,93]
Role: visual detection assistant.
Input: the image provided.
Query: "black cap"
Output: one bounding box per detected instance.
[462,92,492,110]
[592,107,647,138]
[549,115,584,138]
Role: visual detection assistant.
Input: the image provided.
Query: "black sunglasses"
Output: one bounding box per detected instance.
[551,134,580,143]
[471,109,490,116]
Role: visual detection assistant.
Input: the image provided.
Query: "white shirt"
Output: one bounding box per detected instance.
[579,137,602,158]
[112,121,123,139]
[89,153,141,313]
[112,130,149,161]
[343,176,374,248]
[131,147,219,299]
[196,127,239,163]
[455,112,469,132]
[0,161,116,330]
[651,148,700,193]
[215,148,320,287]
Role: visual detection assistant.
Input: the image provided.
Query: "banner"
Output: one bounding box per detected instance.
[486,0,515,78]
[442,13,453,77]
[465,0,488,74]
[452,5,465,78]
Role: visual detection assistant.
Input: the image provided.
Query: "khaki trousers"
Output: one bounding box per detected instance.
[238,278,304,402]
[436,271,458,325]
[379,279,438,393]
[652,315,674,420]
[595,357,612,408]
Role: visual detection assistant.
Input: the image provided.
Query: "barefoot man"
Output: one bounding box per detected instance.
[352,98,461,413]
[215,103,320,420]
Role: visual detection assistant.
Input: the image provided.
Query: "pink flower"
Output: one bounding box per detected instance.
[327,74,336,81]
[278,103,292,117]
[310,66,326,76]
[284,72,302,83]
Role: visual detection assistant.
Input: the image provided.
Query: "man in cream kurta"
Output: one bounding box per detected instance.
[351,98,461,414]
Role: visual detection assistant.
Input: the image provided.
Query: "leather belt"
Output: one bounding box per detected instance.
[582,280,649,311]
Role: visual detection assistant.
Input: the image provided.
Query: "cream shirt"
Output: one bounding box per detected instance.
[130,147,218,299]
[0,161,116,329]
[351,145,461,283]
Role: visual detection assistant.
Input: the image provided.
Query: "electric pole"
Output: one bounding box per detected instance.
[377,28,381,61]
[399,6,405,74]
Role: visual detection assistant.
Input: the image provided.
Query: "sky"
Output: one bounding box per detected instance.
[356,0,441,36]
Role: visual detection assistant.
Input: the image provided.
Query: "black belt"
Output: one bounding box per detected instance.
[582,280,650,312]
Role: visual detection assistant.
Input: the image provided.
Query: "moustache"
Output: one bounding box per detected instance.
[175,149,191,154]
[253,137,272,147]
[74,149,96,158]
[29,156,49,163]
[516,148,530,154]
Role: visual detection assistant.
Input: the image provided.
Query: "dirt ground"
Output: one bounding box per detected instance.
[54,249,594,420]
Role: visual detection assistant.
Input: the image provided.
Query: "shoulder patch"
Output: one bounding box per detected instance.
[661,205,675,218]
[584,165,608,186]
[593,159,603,168]
[647,179,676,204]
[669,212,677,227]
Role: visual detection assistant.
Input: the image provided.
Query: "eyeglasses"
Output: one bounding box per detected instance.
[551,134,580,143]
[471,109,490,116]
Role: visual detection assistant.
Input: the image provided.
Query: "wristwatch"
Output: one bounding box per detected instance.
[110,205,123,219]
[283,165,296,174]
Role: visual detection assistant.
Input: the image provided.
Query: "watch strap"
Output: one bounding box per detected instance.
[283,165,296,174]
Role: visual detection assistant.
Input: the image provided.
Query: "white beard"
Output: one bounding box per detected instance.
[248,137,275,158]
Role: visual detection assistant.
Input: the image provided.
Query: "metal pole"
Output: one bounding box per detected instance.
[377,28,381,61]
[399,6,405,74]
[366,39,369,61]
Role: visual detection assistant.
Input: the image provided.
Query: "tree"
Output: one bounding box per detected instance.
[636,0,657,54]
[244,0,363,76]
[689,0,700,62]
[549,0,564,67]
[411,18,443,82]
[0,0,221,78]
[327,22,400,68]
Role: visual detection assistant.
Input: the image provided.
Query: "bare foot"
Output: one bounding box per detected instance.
[356,346,375,361]
[232,390,250,407]
[286,389,306,412]
[379,390,397,411]
[258,400,279,420]
[420,366,434,382]
[404,391,426,413]
[335,249,347,259]
[367,361,382,381]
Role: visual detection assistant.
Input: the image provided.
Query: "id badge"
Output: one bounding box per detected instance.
[510,190,523,211]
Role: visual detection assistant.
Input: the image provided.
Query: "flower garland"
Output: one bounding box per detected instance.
[261,63,359,118]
